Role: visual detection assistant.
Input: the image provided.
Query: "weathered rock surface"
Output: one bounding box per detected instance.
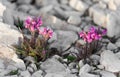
[100,50,120,72]
[0,22,22,46]
[50,30,78,52]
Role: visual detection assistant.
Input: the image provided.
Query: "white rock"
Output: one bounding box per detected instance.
[0,22,22,46]
[32,70,43,77]
[78,60,84,68]
[11,54,26,71]
[67,15,81,25]
[0,45,16,59]
[108,0,117,10]
[69,0,88,12]
[100,50,120,72]
[20,70,31,77]
[100,71,116,77]
[0,2,6,17]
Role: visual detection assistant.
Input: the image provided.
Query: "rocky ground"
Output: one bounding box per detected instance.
[0,0,120,77]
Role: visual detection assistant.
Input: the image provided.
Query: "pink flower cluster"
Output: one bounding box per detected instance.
[24,16,53,39]
[25,16,43,32]
[79,26,107,43]
[39,27,53,39]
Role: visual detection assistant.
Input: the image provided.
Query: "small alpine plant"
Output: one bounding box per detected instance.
[75,26,107,62]
[15,16,53,62]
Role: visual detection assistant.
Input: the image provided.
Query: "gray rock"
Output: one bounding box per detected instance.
[100,71,116,77]
[19,70,31,77]
[67,15,81,25]
[28,8,39,16]
[27,66,34,73]
[35,0,59,7]
[13,11,29,25]
[78,60,84,68]
[64,11,83,17]
[60,0,69,4]
[0,59,5,69]
[60,4,73,11]
[39,5,53,14]
[106,8,120,37]
[40,13,81,32]
[69,0,89,12]
[79,64,92,76]
[54,6,68,19]
[50,30,78,52]
[5,75,18,77]
[3,9,14,25]
[89,4,108,27]
[1,1,16,10]
[0,2,6,17]
[107,42,117,50]
[45,73,77,77]
[71,69,78,74]
[40,56,66,73]
[18,4,34,13]
[17,0,32,4]
[29,63,37,71]
[115,41,120,47]
[100,50,120,72]
[31,70,43,77]
[97,65,104,69]
[80,73,100,77]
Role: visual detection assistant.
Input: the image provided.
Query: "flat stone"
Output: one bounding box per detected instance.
[40,56,66,73]
[100,50,120,72]
[50,30,78,52]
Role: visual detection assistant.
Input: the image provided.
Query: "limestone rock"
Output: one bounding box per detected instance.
[100,50,120,72]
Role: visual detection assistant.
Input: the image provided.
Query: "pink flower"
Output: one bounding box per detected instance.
[79,26,107,43]
[24,16,42,32]
[39,27,53,39]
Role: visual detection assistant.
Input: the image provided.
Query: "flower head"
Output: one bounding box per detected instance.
[79,26,107,43]
[39,27,53,40]
[25,16,42,32]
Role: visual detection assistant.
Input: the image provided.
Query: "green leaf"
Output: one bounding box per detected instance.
[7,69,19,75]
[67,55,76,62]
